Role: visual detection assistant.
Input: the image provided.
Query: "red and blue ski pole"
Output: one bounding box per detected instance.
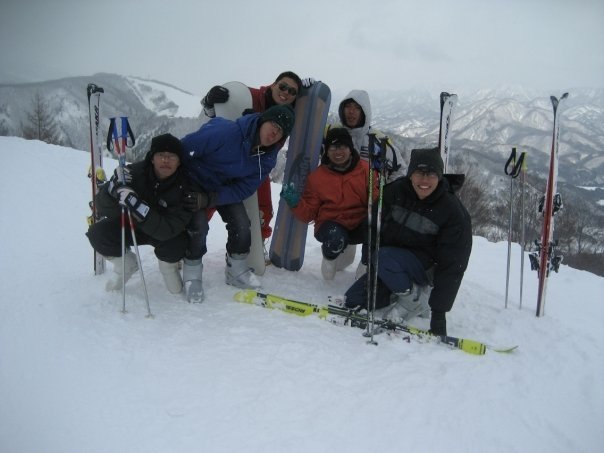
[109,117,152,317]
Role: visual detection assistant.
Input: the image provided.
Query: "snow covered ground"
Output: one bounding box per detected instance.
[1,136,603,453]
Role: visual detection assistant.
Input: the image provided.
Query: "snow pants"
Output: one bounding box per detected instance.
[257,177,273,240]
[186,202,251,260]
[86,217,187,263]
[315,220,367,261]
[344,246,430,309]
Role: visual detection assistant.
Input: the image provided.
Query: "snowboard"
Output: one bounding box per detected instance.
[269,82,331,271]
[214,81,265,276]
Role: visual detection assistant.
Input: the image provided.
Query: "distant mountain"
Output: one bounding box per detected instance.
[368,87,604,188]
[0,73,204,161]
[1,73,603,191]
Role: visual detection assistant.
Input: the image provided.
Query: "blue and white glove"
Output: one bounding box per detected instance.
[108,166,132,198]
[117,187,150,222]
[280,183,300,208]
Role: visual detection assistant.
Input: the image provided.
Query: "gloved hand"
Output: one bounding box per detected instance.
[369,141,397,172]
[301,77,316,88]
[429,311,447,336]
[183,191,216,211]
[108,166,132,198]
[202,85,229,118]
[280,183,300,208]
[203,86,229,108]
[371,155,395,172]
[117,187,150,222]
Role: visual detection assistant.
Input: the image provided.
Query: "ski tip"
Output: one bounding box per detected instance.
[490,345,519,353]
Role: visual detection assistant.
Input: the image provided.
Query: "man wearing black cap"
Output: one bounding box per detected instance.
[86,133,192,294]
[343,147,472,336]
[181,104,295,302]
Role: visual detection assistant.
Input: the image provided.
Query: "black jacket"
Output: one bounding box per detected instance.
[380,175,472,313]
[96,160,192,242]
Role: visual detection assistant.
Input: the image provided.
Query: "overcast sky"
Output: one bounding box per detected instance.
[1,0,603,95]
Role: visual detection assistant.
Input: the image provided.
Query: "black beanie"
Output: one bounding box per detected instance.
[323,127,354,151]
[260,104,295,137]
[321,127,357,166]
[407,147,444,179]
[146,133,183,163]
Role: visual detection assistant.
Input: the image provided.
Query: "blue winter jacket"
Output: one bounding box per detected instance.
[181,114,279,206]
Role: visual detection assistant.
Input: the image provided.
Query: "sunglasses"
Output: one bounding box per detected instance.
[277,82,298,97]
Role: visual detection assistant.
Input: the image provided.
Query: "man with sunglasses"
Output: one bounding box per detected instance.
[201,72,303,251]
[180,104,295,303]
[342,147,472,337]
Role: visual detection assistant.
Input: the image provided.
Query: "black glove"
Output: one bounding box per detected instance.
[108,166,132,198]
[117,187,150,222]
[429,311,447,336]
[202,86,229,108]
[183,191,216,211]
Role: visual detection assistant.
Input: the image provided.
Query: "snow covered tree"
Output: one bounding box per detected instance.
[21,92,63,145]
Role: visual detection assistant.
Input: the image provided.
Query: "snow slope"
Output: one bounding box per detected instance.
[1,137,603,453]
[126,76,202,118]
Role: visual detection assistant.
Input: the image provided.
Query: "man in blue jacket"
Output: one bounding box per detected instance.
[180,104,295,303]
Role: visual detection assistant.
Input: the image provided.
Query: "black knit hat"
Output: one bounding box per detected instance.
[323,127,354,151]
[146,133,183,162]
[260,104,295,137]
[407,147,444,179]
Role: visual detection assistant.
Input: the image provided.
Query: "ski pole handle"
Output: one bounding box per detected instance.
[106,117,117,152]
[87,83,104,99]
[120,116,136,148]
[504,147,524,178]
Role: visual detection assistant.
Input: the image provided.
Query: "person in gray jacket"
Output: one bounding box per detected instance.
[331,89,406,276]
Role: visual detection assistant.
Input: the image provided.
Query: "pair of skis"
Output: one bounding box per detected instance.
[439,91,571,318]
[531,93,569,317]
[234,290,518,355]
[87,84,106,275]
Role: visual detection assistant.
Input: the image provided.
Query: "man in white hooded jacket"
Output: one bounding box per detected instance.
[333,89,405,181]
[330,89,406,277]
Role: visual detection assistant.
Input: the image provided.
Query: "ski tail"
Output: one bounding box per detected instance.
[438,92,458,173]
[535,93,569,317]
